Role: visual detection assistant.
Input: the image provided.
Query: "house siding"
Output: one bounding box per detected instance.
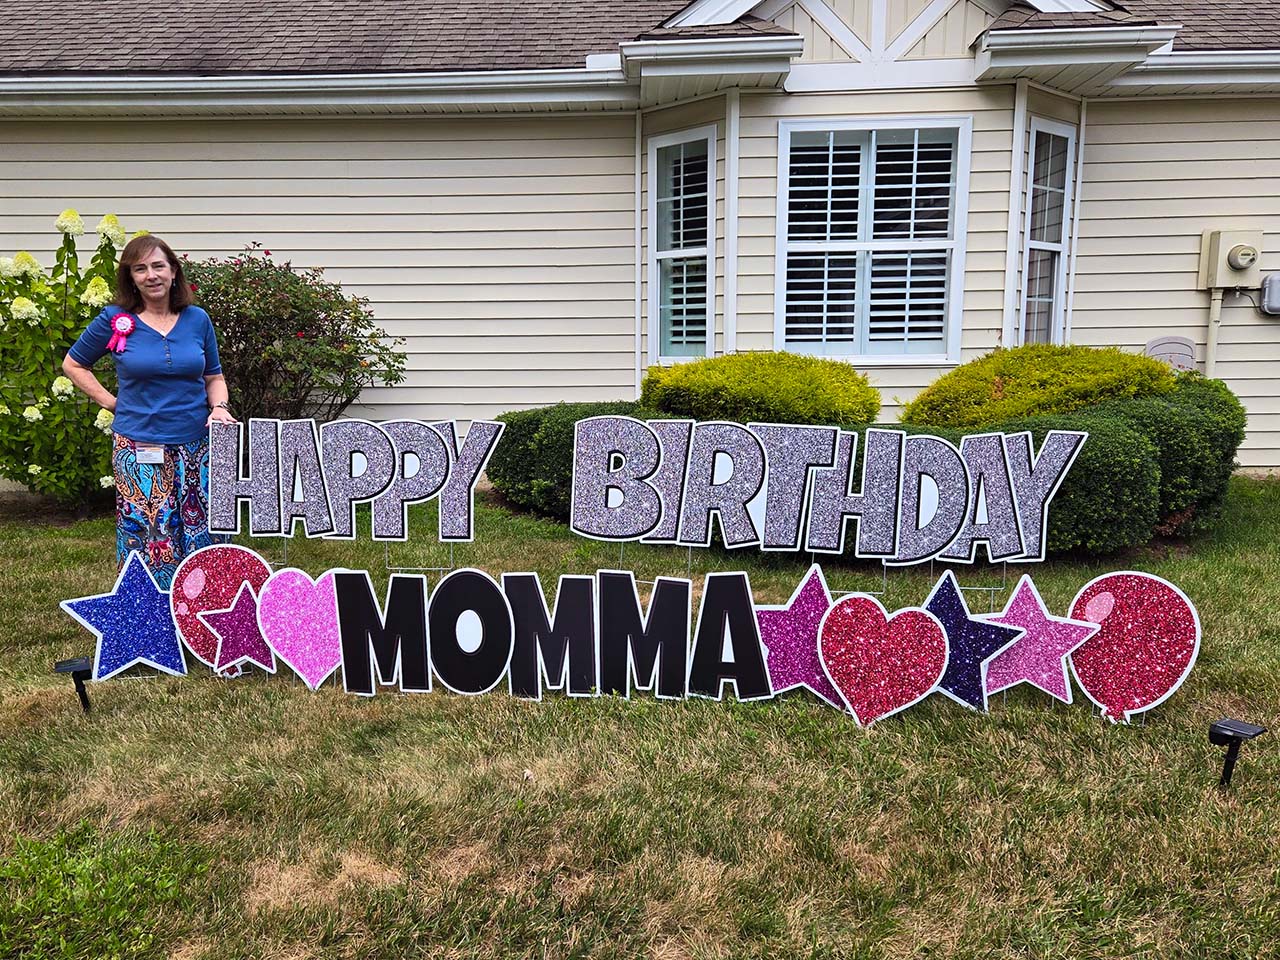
[0,115,640,423]
[735,85,1015,415]
[1072,98,1280,470]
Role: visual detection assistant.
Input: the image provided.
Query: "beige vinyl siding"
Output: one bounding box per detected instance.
[640,98,727,364]
[773,3,858,61]
[902,0,997,60]
[1073,98,1280,470]
[736,85,1015,416]
[0,115,639,424]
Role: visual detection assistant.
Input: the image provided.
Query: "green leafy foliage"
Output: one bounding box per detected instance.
[641,351,880,425]
[184,243,406,421]
[0,824,207,959]
[900,344,1176,428]
[0,213,122,506]
[489,400,657,520]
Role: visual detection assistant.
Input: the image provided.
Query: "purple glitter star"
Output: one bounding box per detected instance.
[198,582,277,674]
[924,570,1024,712]
[756,564,843,710]
[983,575,1099,704]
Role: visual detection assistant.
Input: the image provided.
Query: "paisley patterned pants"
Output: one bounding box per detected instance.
[113,433,229,591]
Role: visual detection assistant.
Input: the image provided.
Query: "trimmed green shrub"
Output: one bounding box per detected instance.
[641,351,880,425]
[901,344,1176,428]
[489,400,658,520]
[999,412,1162,555]
[1160,372,1247,530]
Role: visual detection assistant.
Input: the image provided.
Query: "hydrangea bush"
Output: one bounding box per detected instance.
[0,210,124,506]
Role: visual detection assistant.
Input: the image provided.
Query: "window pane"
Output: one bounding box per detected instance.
[660,256,707,357]
[1023,248,1057,344]
[872,129,955,240]
[1033,133,1069,190]
[784,252,858,349]
[866,249,948,354]
[1029,131,1069,244]
[788,131,861,241]
[657,140,709,252]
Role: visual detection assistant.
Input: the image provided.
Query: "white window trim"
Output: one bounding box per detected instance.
[773,115,972,366]
[1018,116,1077,346]
[648,123,717,365]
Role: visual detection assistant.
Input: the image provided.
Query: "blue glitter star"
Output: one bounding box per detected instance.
[61,552,187,681]
[924,570,1023,712]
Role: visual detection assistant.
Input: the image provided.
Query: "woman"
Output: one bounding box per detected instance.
[63,235,235,590]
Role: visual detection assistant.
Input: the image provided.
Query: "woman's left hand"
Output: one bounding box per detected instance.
[207,406,238,427]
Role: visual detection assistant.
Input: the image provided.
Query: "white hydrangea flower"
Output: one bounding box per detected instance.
[22,406,42,422]
[27,464,42,476]
[80,276,112,308]
[51,376,75,398]
[0,404,8,415]
[12,252,42,277]
[55,209,85,235]
[9,296,39,323]
[95,214,126,246]
[95,408,114,434]
[0,257,15,278]
[100,475,115,489]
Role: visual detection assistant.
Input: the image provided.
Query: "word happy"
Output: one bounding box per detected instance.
[572,417,1087,564]
[61,546,1201,726]
[207,418,503,541]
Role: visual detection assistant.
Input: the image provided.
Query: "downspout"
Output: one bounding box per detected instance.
[725,87,740,355]
[634,108,643,397]
[1206,288,1224,378]
[1001,78,1029,346]
[1064,97,1087,342]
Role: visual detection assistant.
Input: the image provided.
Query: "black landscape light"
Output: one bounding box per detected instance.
[54,656,93,714]
[1209,718,1266,786]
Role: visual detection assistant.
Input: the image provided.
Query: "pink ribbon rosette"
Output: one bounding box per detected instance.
[106,312,137,353]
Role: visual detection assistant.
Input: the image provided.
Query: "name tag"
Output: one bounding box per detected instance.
[135,443,165,465]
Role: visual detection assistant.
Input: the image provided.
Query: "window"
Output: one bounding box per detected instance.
[649,126,716,361]
[775,117,971,362]
[1020,119,1076,345]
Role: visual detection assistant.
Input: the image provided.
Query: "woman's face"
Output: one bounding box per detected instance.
[130,247,174,303]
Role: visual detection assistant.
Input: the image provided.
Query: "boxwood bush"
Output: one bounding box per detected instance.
[488,400,657,520]
[641,351,880,425]
[900,344,1176,428]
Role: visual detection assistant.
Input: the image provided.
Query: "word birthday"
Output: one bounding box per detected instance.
[571,417,1087,564]
[61,545,1201,725]
[207,418,504,541]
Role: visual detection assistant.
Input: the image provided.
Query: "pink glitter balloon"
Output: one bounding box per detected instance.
[1069,571,1201,723]
[818,595,948,727]
[257,568,344,691]
[169,545,272,667]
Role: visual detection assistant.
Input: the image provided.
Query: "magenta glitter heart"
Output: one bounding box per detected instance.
[257,568,344,690]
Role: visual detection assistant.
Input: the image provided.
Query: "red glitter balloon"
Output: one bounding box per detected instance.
[1069,571,1201,723]
[170,545,272,667]
[818,595,949,727]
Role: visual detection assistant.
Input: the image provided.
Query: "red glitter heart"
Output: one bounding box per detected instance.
[818,595,949,726]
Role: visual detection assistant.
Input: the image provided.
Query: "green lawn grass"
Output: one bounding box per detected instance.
[1,480,1277,959]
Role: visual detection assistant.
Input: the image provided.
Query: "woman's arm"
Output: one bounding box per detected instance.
[205,373,236,426]
[62,354,116,411]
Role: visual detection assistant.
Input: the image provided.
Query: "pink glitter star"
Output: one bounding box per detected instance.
[756,564,843,710]
[198,582,277,674]
[983,575,1098,704]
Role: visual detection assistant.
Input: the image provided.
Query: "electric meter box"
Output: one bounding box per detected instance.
[1198,230,1264,290]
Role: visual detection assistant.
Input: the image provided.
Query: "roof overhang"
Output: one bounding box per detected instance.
[1107,50,1280,95]
[619,35,803,104]
[0,66,640,117]
[975,25,1181,93]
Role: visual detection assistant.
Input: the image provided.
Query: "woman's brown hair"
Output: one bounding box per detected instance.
[113,235,195,313]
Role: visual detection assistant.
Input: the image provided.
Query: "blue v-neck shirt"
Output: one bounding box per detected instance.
[69,304,223,444]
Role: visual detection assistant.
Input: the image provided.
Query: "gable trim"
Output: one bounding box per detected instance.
[665,0,762,28]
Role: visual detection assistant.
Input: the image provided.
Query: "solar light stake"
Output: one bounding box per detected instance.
[1209,718,1266,786]
[53,656,93,714]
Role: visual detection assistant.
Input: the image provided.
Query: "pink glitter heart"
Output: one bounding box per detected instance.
[818,595,949,727]
[257,569,343,691]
